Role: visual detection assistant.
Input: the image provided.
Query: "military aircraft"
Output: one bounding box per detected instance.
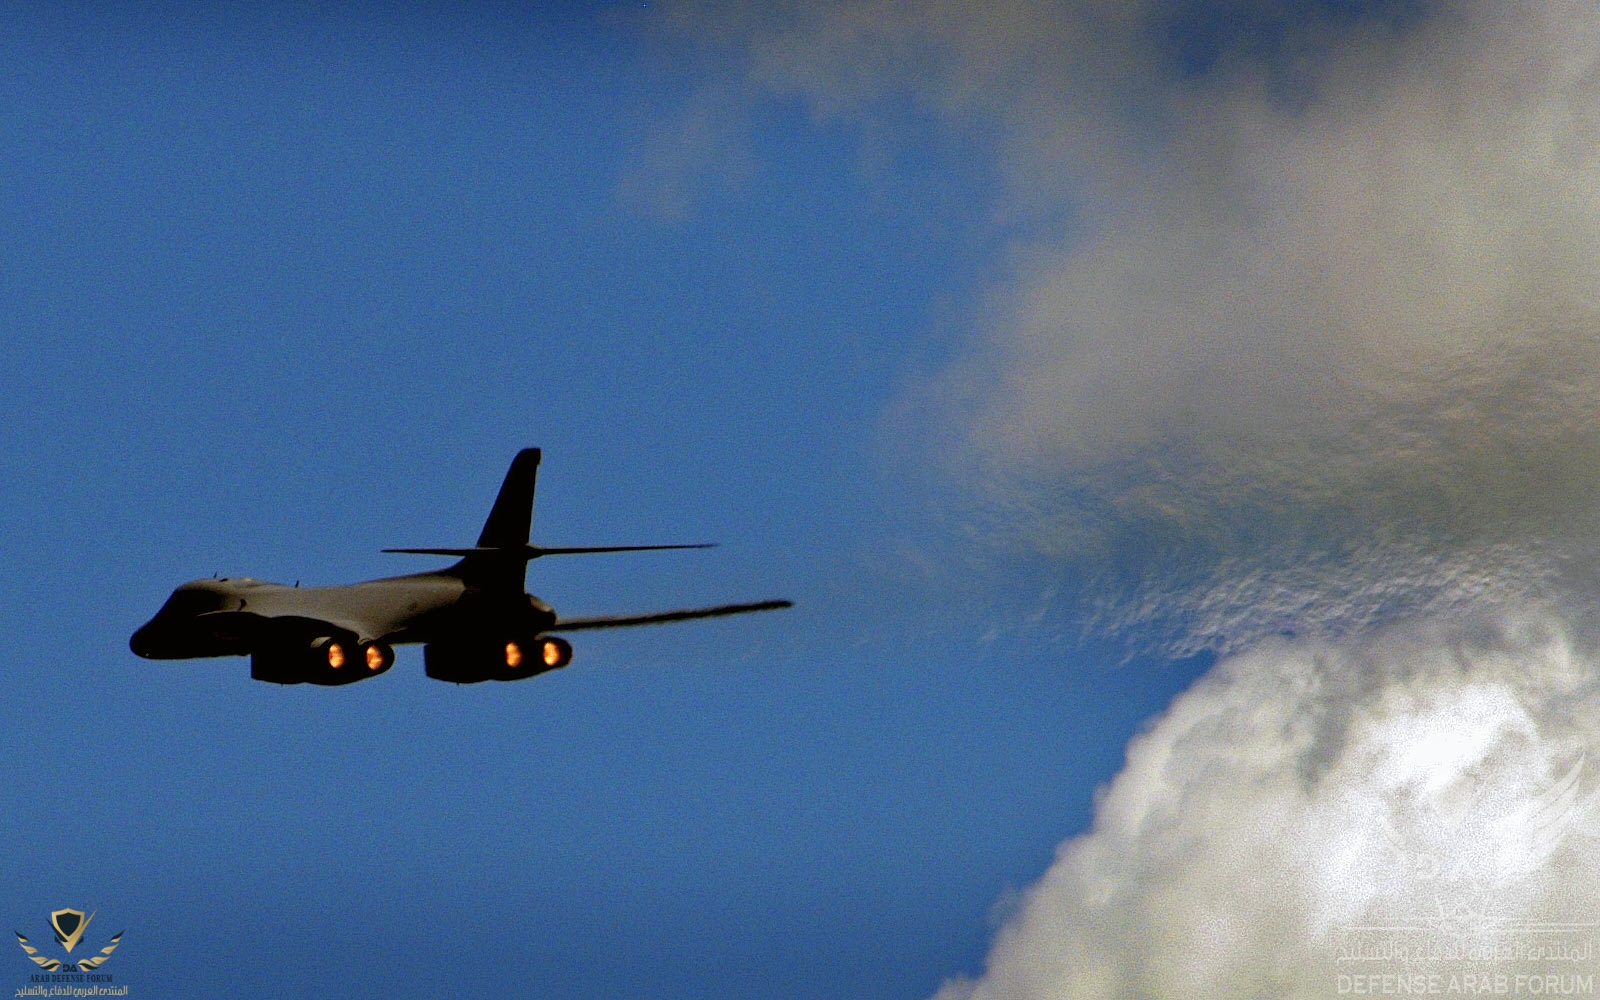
[130,449,790,685]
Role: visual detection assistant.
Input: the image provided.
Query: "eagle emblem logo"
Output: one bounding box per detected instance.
[14,908,121,972]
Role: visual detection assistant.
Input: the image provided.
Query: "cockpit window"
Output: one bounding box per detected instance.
[157,588,228,617]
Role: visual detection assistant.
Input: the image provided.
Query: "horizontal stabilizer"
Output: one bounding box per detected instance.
[553,600,793,631]
[536,544,716,556]
[383,543,716,559]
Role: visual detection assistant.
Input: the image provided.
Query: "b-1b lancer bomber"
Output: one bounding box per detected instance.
[130,449,791,685]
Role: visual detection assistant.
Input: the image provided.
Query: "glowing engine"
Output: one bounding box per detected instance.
[423,635,573,683]
[251,635,394,685]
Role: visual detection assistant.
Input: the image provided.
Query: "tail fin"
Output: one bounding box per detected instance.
[477,448,540,548]
[380,448,713,590]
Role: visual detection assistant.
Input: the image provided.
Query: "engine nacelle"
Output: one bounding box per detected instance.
[451,590,557,634]
[251,635,393,685]
[424,635,573,683]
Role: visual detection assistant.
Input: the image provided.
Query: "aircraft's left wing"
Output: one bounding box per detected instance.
[552,600,792,631]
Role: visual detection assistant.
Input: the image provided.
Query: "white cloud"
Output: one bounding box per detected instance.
[694,0,1600,650]
[957,1,1600,651]
[934,612,1600,1000]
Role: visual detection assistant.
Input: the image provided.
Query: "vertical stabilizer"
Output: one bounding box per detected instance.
[477,448,540,548]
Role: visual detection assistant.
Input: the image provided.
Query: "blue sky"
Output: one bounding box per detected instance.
[0,4,1217,997]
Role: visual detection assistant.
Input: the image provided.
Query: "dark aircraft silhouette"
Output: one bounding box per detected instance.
[130,449,790,685]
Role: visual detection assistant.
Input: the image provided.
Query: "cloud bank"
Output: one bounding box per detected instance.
[955,0,1600,653]
[682,0,1600,652]
[938,612,1600,1000]
[663,2,1600,997]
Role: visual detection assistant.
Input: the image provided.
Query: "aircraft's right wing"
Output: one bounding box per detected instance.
[552,600,792,631]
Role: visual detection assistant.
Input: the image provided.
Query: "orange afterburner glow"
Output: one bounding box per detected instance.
[504,641,524,668]
[326,642,346,669]
[366,644,384,671]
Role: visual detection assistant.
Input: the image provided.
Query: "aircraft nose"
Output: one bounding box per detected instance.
[129,621,157,658]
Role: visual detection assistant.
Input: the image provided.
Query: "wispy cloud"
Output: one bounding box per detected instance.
[674,0,1600,651]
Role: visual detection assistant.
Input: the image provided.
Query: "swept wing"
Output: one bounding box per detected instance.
[554,599,792,631]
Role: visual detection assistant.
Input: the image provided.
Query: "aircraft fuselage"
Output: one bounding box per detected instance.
[130,572,525,658]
